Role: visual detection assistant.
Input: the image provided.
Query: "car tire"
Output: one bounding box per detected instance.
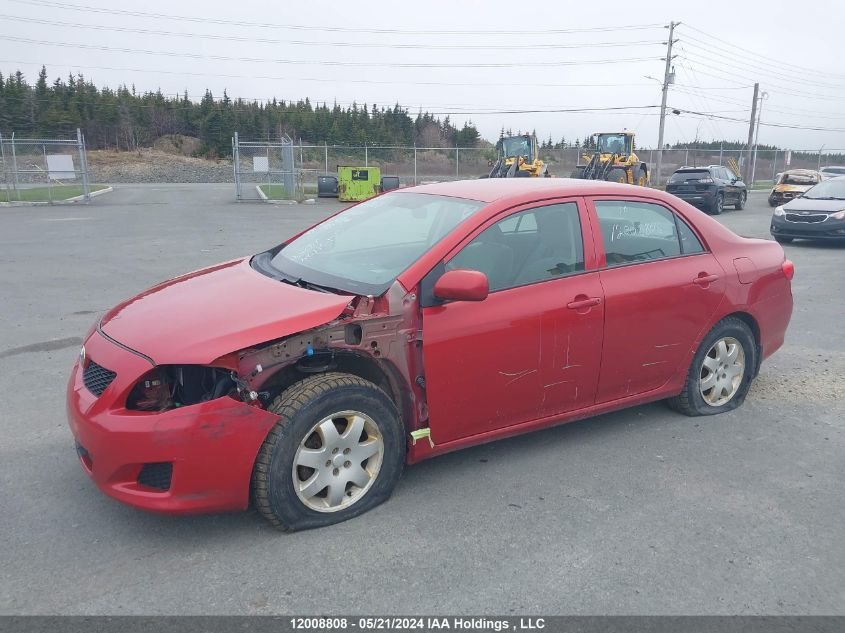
[710,192,724,215]
[774,235,794,244]
[251,372,404,531]
[606,167,628,184]
[667,317,757,417]
[734,191,747,210]
[768,197,777,207]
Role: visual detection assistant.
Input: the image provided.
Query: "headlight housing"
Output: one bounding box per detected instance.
[774,205,786,217]
[126,365,235,411]
[830,209,845,220]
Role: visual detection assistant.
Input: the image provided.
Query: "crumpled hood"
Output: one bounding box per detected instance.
[773,183,813,193]
[99,258,352,365]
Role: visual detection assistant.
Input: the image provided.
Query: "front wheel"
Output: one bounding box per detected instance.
[734,191,747,210]
[252,373,404,531]
[667,317,757,416]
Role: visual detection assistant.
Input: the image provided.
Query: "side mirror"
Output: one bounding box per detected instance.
[433,269,489,302]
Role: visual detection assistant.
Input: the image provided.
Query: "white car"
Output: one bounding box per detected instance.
[819,166,845,180]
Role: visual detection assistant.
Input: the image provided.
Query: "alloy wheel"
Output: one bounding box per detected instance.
[292,410,384,512]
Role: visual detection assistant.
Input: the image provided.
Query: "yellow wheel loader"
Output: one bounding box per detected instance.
[570,132,649,186]
[486,133,550,178]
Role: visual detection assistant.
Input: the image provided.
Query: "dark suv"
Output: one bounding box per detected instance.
[666,165,748,215]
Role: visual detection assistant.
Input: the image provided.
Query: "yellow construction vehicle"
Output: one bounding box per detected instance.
[486,133,550,178]
[570,131,649,186]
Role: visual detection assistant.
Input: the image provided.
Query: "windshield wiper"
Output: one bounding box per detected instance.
[280,277,336,294]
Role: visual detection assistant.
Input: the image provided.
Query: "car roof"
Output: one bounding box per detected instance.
[400,178,654,203]
[782,168,820,176]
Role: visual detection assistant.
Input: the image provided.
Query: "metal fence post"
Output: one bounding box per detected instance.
[324,142,328,175]
[0,133,8,203]
[233,132,241,201]
[77,128,90,201]
[413,145,417,185]
[456,146,459,179]
[772,150,778,182]
[364,143,368,167]
[42,143,54,204]
[719,142,723,165]
[10,132,19,200]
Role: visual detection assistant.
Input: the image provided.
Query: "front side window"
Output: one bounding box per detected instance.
[595,200,691,266]
[269,192,483,294]
[447,202,584,292]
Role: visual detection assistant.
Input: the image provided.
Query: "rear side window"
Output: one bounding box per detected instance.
[668,170,710,183]
[595,200,695,266]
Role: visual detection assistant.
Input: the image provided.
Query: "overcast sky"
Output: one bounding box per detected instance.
[1,0,844,150]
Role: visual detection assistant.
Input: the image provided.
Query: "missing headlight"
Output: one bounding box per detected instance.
[126,366,236,411]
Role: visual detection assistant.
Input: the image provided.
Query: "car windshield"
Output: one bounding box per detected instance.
[781,173,818,185]
[801,177,845,200]
[596,134,629,154]
[268,192,484,295]
[501,136,532,158]
[668,169,710,183]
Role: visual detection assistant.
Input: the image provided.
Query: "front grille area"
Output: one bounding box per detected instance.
[785,213,827,223]
[82,360,117,397]
[137,462,173,491]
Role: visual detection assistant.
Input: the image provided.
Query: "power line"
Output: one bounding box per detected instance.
[680,24,845,81]
[1,36,662,68]
[670,107,845,133]
[680,41,845,90]
[0,14,665,51]
[677,57,845,101]
[0,58,658,89]
[9,0,664,36]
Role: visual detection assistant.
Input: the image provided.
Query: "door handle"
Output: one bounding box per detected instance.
[567,296,602,310]
[693,273,719,286]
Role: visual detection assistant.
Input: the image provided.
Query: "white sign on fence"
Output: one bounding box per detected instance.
[47,154,75,180]
[785,150,792,166]
[252,156,269,173]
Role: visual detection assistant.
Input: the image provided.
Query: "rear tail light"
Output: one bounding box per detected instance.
[782,259,795,281]
[696,178,714,184]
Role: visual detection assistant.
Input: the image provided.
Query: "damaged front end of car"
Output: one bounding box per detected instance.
[222,281,433,463]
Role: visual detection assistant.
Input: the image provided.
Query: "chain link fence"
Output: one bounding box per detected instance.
[233,133,306,201]
[0,129,91,203]
[227,133,845,200]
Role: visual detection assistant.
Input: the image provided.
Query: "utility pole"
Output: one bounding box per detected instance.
[655,21,678,188]
[750,90,768,186]
[745,82,759,183]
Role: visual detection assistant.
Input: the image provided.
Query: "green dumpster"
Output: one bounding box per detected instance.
[337,166,381,202]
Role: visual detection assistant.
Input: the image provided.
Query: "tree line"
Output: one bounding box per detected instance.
[0,67,482,157]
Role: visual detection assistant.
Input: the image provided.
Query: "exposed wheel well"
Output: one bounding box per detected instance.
[259,352,414,428]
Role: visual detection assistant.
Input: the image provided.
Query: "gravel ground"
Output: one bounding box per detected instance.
[0,185,842,615]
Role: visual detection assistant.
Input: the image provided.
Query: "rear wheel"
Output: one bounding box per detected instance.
[667,317,756,417]
[251,372,404,531]
[710,192,724,215]
[734,191,747,210]
[774,235,794,244]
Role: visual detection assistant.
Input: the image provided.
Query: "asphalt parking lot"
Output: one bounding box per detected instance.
[0,184,842,615]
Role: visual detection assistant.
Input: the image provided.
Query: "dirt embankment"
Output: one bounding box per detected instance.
[87,145,233,184]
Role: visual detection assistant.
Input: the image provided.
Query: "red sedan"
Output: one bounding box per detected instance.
[67,179,794,530]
